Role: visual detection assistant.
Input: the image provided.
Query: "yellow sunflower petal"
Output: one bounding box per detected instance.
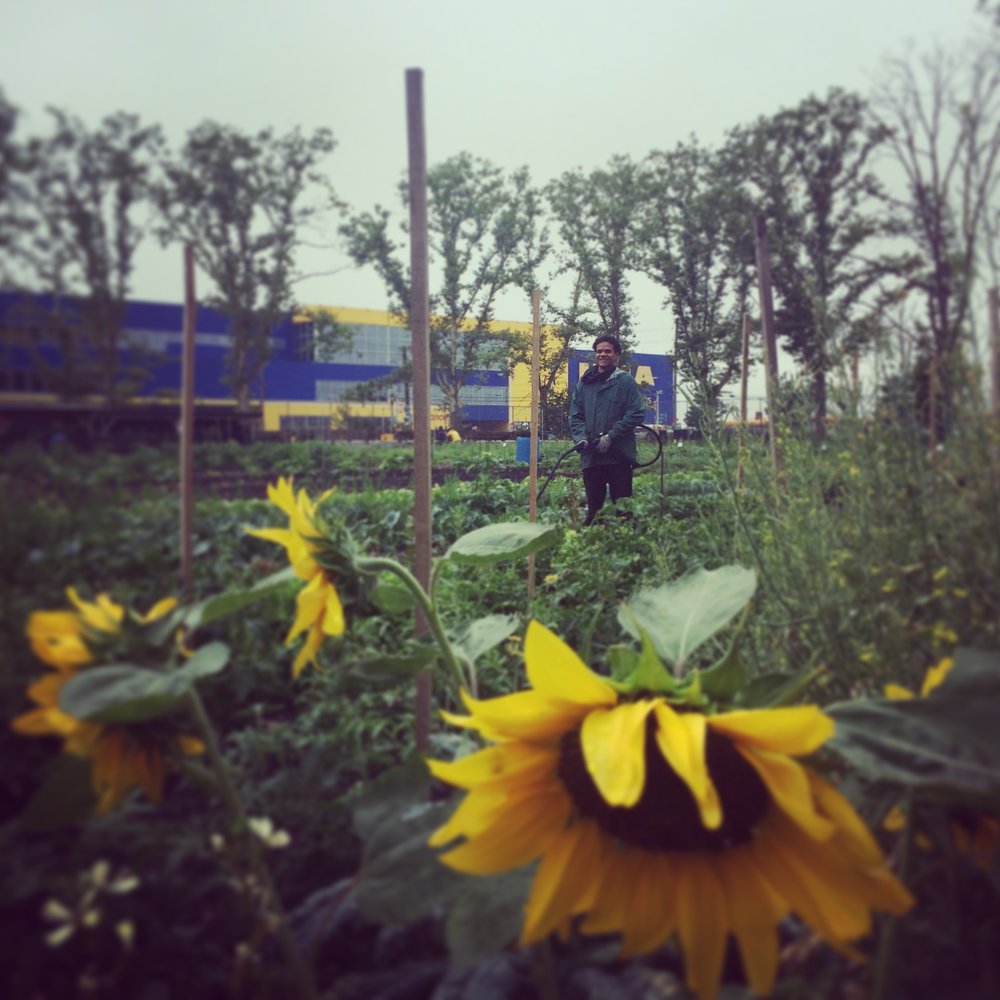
[752,818,873,944]
[321,582,345,637]
[708,705,834,756]
[427,742,557,790]
[66,588,123,633]
[618,851,678,956]
[291,622,324,678]
[676,854,729,1000]
[428,785,511,848]
[139,596,178,624]
[883,683,913,700]
[522,820,605,944]
[455,689,590,743]
[653,703,721,829]
[438,786,572,874]
[523,620,617,708]
[267,477,298,517]
[809,771,883,865]
[716,847,782,997]
[286,574,327,645]
[921,656,954,695]
[738,746,836,841]
[27,611,91,670]
[579,846,633,935]
[580,701,655,807]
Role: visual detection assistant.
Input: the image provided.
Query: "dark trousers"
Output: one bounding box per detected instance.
[582,463,633,525]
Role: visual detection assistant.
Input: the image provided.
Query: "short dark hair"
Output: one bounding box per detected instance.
[593,335,622,354]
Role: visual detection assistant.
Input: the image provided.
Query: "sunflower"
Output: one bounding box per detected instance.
[12,590,204,814]
[429,621,913,1000]
[247,477,345,676]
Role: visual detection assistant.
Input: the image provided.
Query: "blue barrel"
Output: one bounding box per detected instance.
[515,436,532,463]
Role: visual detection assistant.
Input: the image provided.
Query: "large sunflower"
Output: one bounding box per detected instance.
[429,621,913,1000]
[247,477,345,677]
[13,590,204,813]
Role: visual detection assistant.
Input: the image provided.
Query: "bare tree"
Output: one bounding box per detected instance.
[872,41,1000,428]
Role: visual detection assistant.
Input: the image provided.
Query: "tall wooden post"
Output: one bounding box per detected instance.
[527,289,541,599]
[737,313,751,489]
[989,287,1000,419]
[753,215,781,475]
[180,246,196,603]
[406,69,433,751]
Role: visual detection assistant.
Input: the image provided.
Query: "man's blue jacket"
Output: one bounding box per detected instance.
[569,367,647,469]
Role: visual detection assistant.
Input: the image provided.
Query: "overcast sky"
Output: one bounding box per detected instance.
[0,0,986,380]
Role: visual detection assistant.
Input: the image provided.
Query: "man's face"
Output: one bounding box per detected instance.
[594,341,619,373]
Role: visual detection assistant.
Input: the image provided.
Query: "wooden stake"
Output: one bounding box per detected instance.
[406,68,433,751]
[753,215,781,475]
[180,245,196,604]
[527,289,541,599]
[738,313,750,490]
[989,287,1000,420]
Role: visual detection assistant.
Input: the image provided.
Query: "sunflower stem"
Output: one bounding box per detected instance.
[357,556,467,695]
[531,939,561,1000]
[872,790,916,1000]
[185,690,317,1000]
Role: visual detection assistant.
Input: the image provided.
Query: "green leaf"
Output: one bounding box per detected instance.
[174,641,230,683]
[618,565,756,670]
[61,665,185,724]
[445,868,534,967]
[451,614,519,665]
[446,522,560,565]
[697,643,747,701]
[59,644,230,725]
[181,565,297,631]
[741,663,823,708]
[349,649,436,683]
[18,754,96,830]
[622,631,674,693]
[351,757,464,923]
[827,649,1000,804]
[351,755,431,843]
[607,644,639,682]
[370,572,415,616]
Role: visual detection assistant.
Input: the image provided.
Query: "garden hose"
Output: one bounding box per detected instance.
[535,426,664,503]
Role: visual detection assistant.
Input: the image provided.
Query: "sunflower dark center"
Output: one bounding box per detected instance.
[557,714,770,852]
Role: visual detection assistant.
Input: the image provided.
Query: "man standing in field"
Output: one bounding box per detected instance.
[569,334,646,526]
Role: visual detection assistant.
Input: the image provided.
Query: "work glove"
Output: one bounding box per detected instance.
[596,434,612,454]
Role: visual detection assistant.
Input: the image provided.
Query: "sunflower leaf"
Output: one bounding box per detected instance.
[740,663,824,708]
[618,565,757,670]
[827,648,1000,802]
[178,565,298,633]
[17,754,96,830]
[451,614,520,665]
[58,652,228,724]
[445,868,535,967]
[446,522,560,565]
[607,644,639,682]
[697,645,746,701]
[350,649,437,683]
[621,629,674,693]
[370,572,415,616]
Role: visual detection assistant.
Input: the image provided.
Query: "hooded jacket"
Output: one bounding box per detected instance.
[569,366,646,469]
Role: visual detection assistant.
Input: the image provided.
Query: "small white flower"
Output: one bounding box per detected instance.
[248,816,291,849]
